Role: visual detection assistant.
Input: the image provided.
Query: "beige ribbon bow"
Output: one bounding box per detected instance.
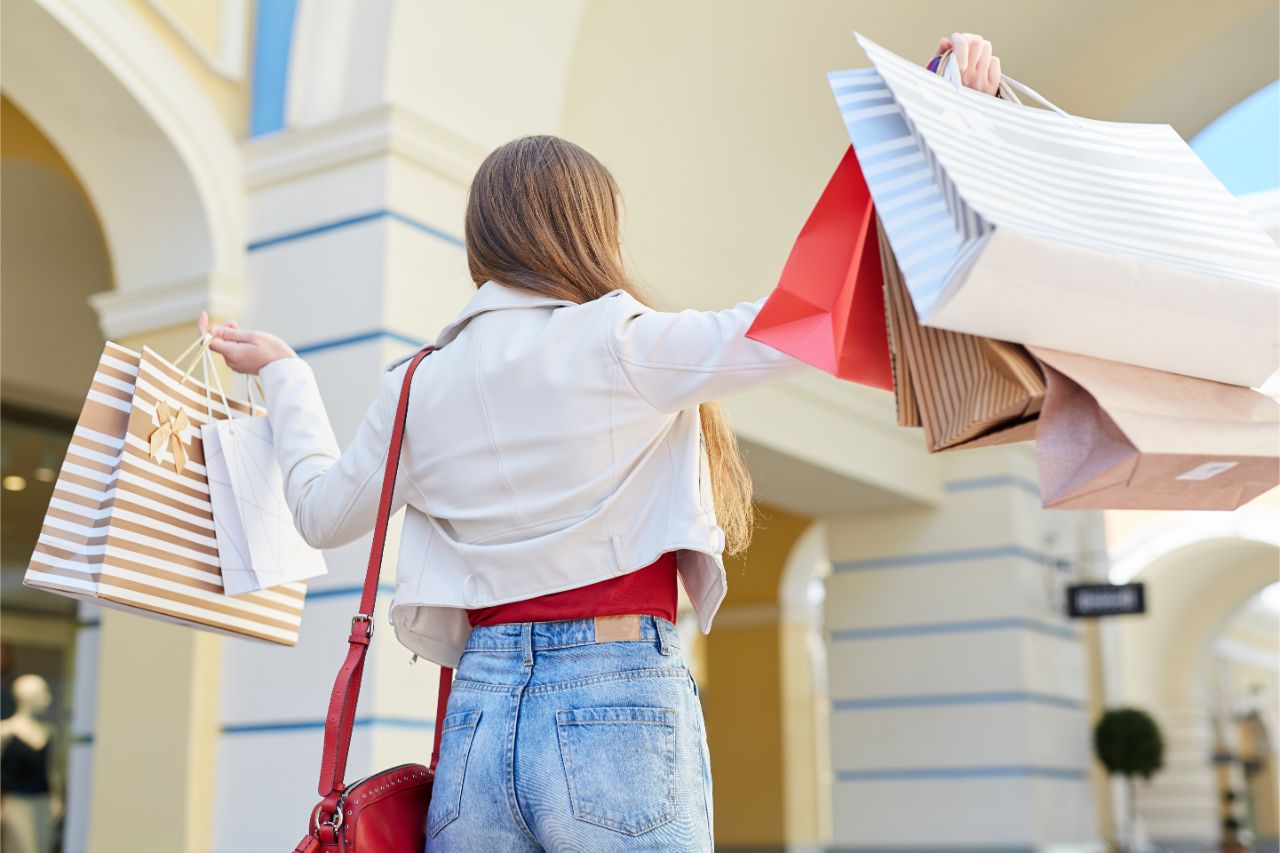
[148,402,191,473]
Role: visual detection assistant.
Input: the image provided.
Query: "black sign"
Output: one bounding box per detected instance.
[1067,583,1145,618]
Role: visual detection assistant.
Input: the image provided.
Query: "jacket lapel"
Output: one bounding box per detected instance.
[384,280,579,371]
[433,280,578,348]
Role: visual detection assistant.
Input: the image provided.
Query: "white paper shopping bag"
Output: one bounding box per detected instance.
[829,34,1280,387]
[202,377,328,596]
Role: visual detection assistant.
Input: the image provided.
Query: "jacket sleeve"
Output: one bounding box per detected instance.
[604,291,811,413]
[255,356,420,550]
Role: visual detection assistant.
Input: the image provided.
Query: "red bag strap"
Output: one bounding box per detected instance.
[315,346,453,798]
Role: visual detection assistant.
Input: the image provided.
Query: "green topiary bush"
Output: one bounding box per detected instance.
[1095,707,1165,779]
[1095,707,1165,851]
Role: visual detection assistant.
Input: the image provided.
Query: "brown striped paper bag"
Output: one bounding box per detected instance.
[24,339,308,645]
[878,218,1043,453]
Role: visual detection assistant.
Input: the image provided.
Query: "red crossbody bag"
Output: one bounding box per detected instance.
[292,346,452,852]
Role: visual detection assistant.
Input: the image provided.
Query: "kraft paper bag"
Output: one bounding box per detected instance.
[203,377,328,596]
[746,146,893,389]
[879,217,1043,452]
[24,337,308,645]
[829,34,1280,387]
[1030,346,1280,510]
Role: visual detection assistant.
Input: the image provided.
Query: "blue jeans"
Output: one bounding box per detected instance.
[424,615,714,852]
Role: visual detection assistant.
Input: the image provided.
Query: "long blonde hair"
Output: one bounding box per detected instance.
[464,135,755,555]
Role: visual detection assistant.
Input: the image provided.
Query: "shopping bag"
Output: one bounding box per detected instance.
[24,337,308,645]
[879,216,1043,452]
[202,376,328,596]
[884,257,921,429]
[746,146,893,389]
[26,341,139,601]
[1029,346,1280,510]
[829,33,1280,387]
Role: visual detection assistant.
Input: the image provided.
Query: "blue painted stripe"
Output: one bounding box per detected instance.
[830,617,1078,643]
[833,544,1072,573]
[833,618,1079,642]
[292,329,426,356]
[247,210,464,252]
[943,475,1040,499]
[250,0,299,137]
[837,765,1089,782]
[387,210,466,247]
[832,691,1084,711]
[306,584,396,601]
[222,715,435,735]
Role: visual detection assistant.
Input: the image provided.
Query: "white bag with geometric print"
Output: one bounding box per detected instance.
[202,374,328,596]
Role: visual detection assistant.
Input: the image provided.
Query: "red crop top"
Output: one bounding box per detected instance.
[465,551,679,627]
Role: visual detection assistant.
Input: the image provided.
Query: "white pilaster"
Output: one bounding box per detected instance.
[210,109,482,850]
[823,443,1103,849]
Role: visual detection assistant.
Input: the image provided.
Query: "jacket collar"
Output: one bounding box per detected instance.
[433,279,578,348]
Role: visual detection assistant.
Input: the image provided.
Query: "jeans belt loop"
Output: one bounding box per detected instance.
[521,622,534,668]
[656,616,672,656]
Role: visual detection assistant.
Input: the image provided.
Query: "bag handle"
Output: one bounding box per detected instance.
[162,333,228,422]
[313,345,453,801]
[934,49,1086,128]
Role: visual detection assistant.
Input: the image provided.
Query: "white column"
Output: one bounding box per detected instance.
[209,111,482,850]
[62,600,99,853]
[823,443,1103,849]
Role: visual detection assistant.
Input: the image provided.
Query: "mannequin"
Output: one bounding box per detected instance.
[0,673,61,853]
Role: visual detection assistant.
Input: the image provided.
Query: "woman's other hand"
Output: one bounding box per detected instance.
[935,32,1001,96]
[198,310,297,375]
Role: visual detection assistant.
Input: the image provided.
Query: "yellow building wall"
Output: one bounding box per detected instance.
[703,503,813,846]
[126,0,253,139]
[2,96,91,198]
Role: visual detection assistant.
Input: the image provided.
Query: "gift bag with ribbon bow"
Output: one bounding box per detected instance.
[24,335,308,645]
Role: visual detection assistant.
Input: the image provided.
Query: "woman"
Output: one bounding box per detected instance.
[205,32,1002,852]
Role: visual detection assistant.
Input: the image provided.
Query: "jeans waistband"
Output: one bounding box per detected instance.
[464,614,681,655]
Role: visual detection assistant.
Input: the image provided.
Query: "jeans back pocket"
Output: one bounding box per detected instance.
[555,706,677,836]
[427,708,482,838]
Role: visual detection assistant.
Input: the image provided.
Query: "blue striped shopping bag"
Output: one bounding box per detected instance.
[830,33,1280,388]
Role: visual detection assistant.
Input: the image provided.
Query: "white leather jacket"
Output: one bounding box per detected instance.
[257,279,809,666]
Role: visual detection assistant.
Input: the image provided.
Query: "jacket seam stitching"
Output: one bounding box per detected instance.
[603,294,666,412]
[323,444,390,543]
[607,330,618,555]
[664,427,676,542]
[615,352,794,373]
[302,371,395,543]
[474,319,526,527]
[466,510,593,546]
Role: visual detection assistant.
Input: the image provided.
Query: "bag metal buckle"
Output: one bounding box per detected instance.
[312,802,343,832]
[352,614,373,639]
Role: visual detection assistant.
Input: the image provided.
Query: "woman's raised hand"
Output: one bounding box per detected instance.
[935,32,1002,96]
[198,310,297,375]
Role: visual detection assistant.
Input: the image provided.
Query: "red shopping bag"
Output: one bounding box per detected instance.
[746,146,892,389]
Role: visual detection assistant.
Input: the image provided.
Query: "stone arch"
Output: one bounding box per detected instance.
[1109,517,1280,845]
[1,0,245,334]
